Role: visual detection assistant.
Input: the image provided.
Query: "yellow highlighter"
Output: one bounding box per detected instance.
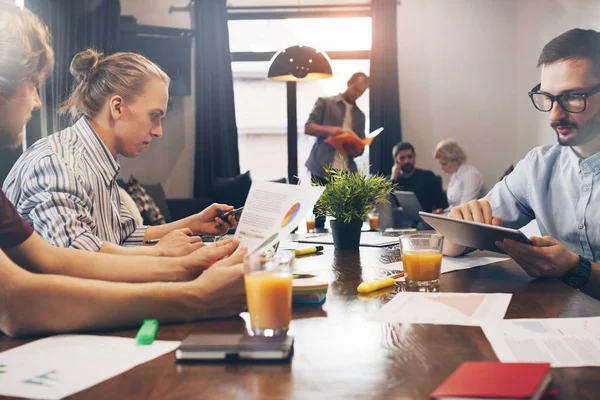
[294,246,324,256]
[357,273,405,293]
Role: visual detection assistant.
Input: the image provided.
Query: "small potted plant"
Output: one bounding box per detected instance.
[314,164,395,250]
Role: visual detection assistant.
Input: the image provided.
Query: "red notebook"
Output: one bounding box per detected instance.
[430,362,552,400]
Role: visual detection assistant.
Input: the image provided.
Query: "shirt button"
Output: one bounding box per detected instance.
[579,224,584,229]
[582,162,588,168]
[595,167,600,173]
[584,186,590,192]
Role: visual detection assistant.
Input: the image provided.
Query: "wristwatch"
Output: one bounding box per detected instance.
[560,255,592,289]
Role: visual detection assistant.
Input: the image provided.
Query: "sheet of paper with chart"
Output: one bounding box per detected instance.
[379,254,509,274]
[234,180,324,253]
[0,335,180,400]
[370,293,512,326]
[482,317,600,367]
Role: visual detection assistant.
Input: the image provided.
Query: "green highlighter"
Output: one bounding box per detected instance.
[136,319,159,345]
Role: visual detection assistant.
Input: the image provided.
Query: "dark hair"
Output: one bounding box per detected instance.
[392,142,415,159]
[537,29,600,76]
[348,72,369,85]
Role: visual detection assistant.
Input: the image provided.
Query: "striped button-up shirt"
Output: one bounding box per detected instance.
[484,144,600,262]
[3,116,147,251]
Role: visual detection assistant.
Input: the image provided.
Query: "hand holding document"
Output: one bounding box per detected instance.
[234,181,324,253]
[370,293,512,326]
[324,127,383,155]
[482,317,600,367]
[0,335,180,400]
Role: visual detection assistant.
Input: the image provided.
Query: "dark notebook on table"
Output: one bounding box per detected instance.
[175,333,294,361]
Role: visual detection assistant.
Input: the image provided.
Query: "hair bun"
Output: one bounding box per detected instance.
[69,49,102,82]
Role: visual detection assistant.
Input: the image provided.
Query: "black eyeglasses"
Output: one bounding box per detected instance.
[528,83,600,113]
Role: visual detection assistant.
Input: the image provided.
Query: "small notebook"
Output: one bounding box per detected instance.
[176,334,294,361]
[430,362,552,400]
[293,275,328,305]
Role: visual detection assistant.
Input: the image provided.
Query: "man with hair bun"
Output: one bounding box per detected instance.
[0,3,246,337]
[4,46,240,257]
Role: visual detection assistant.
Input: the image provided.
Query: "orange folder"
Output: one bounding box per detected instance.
[324,127,383,155]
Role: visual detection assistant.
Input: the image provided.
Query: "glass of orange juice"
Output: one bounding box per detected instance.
[305,214,316,233]
[368,210,380,231]
[399,233,444,288]
[244,251,294,336]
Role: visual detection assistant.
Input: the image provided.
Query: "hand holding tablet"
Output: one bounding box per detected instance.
[419,211,531,254]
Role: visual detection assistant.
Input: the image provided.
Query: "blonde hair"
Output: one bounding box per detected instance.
[0,4,54,99]
[59,49,170,121]
[433,139,467,163]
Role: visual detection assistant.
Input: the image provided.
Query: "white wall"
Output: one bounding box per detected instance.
[119,0,196,199]
[120,0,600,198]
[397,0,519,191]
[516,0,600,159]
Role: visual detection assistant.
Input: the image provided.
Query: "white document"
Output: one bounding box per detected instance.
[234,180,324,253]
[482,317,600,367]
[296,232,398,247]
[0,335,180,400]
[371,293,512,326]
[380,255,509,274]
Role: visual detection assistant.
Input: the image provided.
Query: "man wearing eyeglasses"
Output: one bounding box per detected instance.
[444,28,600,298]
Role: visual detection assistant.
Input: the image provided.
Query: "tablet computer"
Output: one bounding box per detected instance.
[418,211,532,253]
[394,191,423,220]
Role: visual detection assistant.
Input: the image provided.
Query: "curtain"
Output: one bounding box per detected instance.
[25,0,120,141]
[193,0,240,198]
[369,0,402,176]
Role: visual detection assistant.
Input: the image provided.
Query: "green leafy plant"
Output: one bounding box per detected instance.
[314,163,395,224]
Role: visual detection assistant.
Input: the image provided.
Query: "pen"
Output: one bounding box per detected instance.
[356,272,405,293]
[136,319,159,345]
[145,233,203,245]
[294,246,324,256]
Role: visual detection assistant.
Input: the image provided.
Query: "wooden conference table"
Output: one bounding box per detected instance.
[2,240,600,399]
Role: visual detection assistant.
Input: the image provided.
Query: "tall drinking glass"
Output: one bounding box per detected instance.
[244,251,294,336]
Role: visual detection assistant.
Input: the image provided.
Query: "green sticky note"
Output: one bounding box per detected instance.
[136,319,159,345]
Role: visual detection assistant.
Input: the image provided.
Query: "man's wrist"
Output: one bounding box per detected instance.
[560,254,592,289]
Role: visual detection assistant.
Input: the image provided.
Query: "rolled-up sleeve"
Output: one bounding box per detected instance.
[119,201,148,246]
[20,156,104,252]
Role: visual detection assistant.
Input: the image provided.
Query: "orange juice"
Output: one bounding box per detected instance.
[306,219,316,231]
[401,250,442,282]
[368,216,379,230]
[245,271,293,332]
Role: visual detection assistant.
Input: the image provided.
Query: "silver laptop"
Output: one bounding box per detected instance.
[394,191,423,220]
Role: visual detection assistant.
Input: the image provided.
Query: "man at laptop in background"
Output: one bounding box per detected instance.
[444,29,600,298]
[388,142,448,215]
[305,72,369,229]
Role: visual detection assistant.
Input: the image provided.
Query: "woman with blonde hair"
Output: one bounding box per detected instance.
[433,139,485,209]
[4,48,239,256]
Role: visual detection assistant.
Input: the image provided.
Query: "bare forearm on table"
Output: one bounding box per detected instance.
[1,267,196,337]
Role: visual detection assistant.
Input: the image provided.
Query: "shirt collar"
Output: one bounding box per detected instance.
[74,116,120,187]
[567,146,600,175]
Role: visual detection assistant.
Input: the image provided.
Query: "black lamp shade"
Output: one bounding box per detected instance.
[267,45,333,81]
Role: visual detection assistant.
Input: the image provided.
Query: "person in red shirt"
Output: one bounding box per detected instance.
[0,4,246,336]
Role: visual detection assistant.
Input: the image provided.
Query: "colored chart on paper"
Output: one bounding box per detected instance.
[281,202,301,228]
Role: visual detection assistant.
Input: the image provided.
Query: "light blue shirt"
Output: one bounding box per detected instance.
[484,144,600,262]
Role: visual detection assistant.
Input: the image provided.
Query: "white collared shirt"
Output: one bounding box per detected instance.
[447,163,485,208]
[3,116,147,251]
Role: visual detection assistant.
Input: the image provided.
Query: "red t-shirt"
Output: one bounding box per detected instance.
[0,189,33,248]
